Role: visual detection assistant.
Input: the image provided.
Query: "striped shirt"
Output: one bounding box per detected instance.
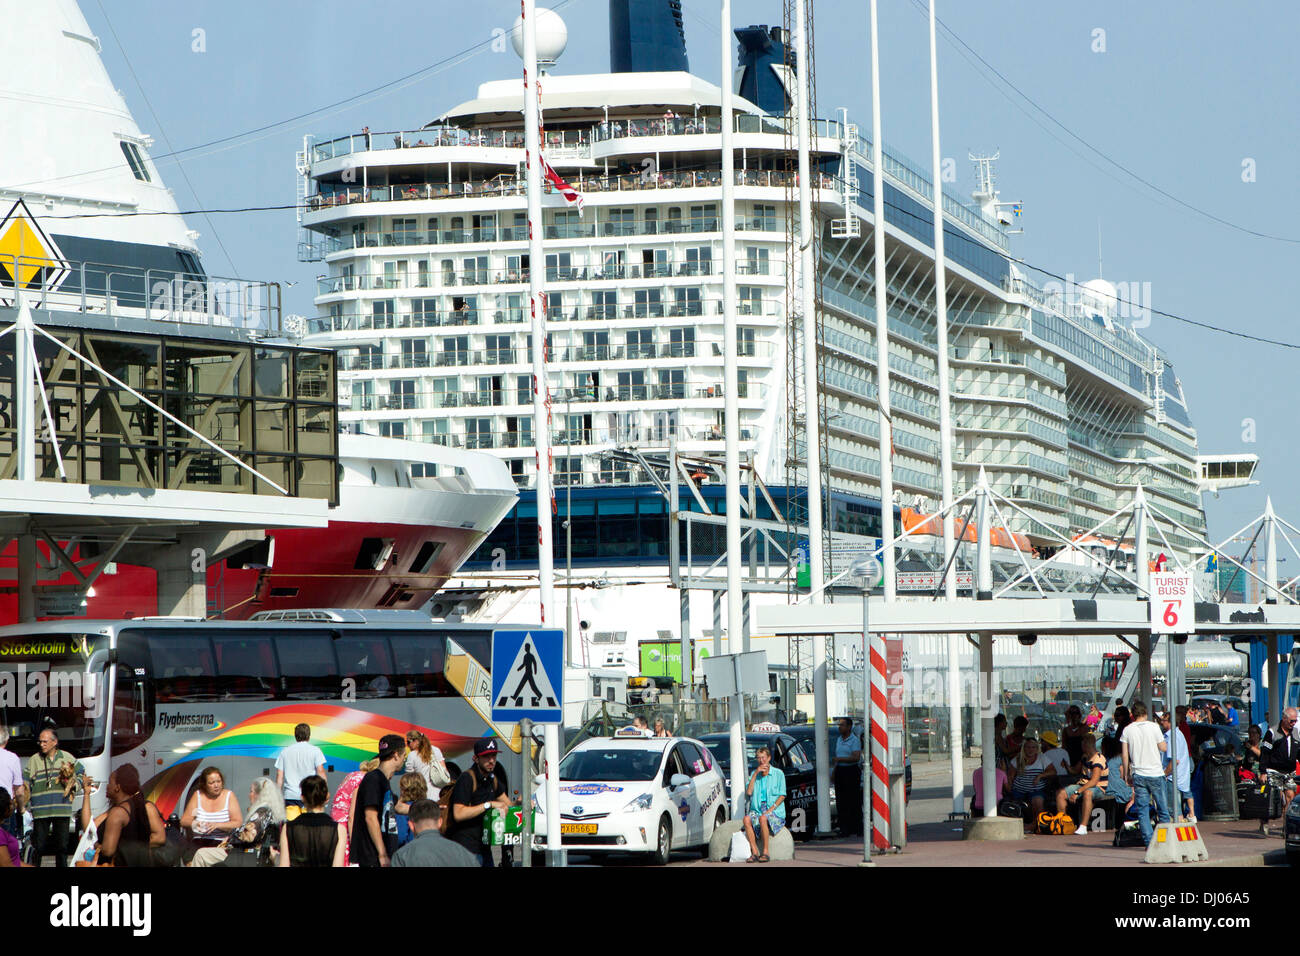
[23,750,84,820]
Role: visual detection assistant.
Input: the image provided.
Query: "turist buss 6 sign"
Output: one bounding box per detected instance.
[1151,572,1194,635]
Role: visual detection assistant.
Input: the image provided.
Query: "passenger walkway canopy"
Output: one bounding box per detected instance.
[758,470,1300,844]
[0,247,337,620]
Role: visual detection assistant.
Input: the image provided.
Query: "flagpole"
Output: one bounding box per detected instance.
[521,0,563,867]
[927,0,964,822]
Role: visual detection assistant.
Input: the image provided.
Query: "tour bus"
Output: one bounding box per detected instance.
[0,612,524,818]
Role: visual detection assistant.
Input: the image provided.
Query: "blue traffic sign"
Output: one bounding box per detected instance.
[491,628,565,724]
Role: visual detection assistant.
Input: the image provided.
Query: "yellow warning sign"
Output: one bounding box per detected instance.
[0,199,69,301]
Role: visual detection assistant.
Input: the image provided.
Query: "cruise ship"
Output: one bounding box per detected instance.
[0,0,518,621]
[298,3,1226,676]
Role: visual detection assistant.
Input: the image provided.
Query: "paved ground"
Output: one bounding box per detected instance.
[650,755,1293,868]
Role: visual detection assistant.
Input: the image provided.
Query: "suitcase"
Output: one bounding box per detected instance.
[1237,782,1283,821]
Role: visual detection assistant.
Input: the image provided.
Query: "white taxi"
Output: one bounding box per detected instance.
[532,733,729,864]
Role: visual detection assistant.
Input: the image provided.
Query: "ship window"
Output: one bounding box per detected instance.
[354,536,395,570]
[120,141,152,182]
[408,540,445,573]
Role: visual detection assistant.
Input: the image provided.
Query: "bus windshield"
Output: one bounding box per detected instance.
[0,634,108,758]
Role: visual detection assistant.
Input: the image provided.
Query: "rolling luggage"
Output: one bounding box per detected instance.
[1237,780,1283,821]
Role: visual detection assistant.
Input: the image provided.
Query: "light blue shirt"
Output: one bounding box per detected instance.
[834,732,862,767]
[748,766,786,822]
[1163,728,1191,792]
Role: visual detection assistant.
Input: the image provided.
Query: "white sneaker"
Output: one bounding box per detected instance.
[1074,825,1088,835]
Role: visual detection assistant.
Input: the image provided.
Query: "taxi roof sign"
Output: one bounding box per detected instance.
[750,721,781,734]
[0,199,70,303]
[614,725,653,738]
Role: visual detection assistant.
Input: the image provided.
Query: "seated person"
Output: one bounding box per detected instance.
[1055,734,1107,834]
[1039,731,1071,791]
[1242,725,1264,776]
[1100,734,1134,817]
[971,762,1009,815]
[1008,738,1052,820]
[1002,715,1028,764]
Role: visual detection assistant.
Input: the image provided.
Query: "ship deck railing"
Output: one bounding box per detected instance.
[302,169,837,213]
[312,258,784,294]
[0,254,281,336]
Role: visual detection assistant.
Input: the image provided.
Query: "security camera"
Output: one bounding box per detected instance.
[1171,633,1188,645]
[1017,633,1038,647]
[579,620,591,631]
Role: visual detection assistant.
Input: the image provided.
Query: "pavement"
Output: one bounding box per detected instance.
[667,754,1294,868]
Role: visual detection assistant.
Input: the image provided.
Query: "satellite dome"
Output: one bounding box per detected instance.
[1079,277,1118,325]
[511,7,568,68]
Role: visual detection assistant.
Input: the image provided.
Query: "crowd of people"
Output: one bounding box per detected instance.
[976,699,1300,846]
[0,722,520,868]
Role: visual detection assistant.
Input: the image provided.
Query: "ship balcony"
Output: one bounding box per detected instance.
[314,261,782,299]
[390,420,755,453]
[301,168,833,223]
[343,380,767,413]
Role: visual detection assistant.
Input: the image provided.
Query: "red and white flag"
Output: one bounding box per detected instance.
[540,153,584,213]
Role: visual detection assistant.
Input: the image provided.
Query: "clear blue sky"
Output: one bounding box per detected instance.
[81,0,1299,546]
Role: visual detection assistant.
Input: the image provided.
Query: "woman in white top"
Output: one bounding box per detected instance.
[404,731,450,796]
[181,766,243,844]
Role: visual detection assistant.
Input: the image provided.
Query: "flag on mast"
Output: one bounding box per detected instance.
[540,154,584,212]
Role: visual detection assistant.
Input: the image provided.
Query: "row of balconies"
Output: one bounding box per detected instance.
[336,340,772,372]
[347,380,763,411]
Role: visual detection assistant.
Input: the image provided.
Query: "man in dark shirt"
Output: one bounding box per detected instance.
[392,800,478,867]
[447,738,510,866]
[350,734,406,868]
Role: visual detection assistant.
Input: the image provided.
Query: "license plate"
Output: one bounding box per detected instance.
[561,823,598,835]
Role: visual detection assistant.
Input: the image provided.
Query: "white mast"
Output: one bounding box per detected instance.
[520,0,563,867]
[720,0,747,819]
[869,0,894,602]
[927,0,964,820]
[793,0,831,837]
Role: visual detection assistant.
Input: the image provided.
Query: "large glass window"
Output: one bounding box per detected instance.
[274,634,338,699]
[389,634,451,698]
[150,633,218,701]
[334,635,395,698]
[211,633,278,700]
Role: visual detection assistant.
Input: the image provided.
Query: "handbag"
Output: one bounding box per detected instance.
[427,753,451,790]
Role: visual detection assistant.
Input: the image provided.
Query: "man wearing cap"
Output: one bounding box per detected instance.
[350,734,406,868]
[447,738,511,866]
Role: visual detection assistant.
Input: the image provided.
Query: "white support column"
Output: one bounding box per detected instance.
[521,0,563,868]
[1134,484,1153,713]
[793,0,831,838]
[1265,498,1280,722]
[869,0,895,603]
[976,467,993,600]
[926,0,964,820]
[14,300,35,482]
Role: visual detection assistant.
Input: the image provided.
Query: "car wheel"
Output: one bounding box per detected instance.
[702,807,726,856]
[651,815,673,866]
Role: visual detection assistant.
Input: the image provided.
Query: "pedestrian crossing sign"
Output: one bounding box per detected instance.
[491,628,565,724]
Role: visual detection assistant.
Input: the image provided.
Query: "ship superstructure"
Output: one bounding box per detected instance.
[298,14,1213,668]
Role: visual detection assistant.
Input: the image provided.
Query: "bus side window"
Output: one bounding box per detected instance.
[211,633,278,701]
[389,634,451,697]
[111,665,151,756]
[334,634,395,698]
[274,634,338,699]
[150,634,218,701]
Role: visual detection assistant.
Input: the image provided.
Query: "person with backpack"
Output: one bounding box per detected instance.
[445,739,510,867]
